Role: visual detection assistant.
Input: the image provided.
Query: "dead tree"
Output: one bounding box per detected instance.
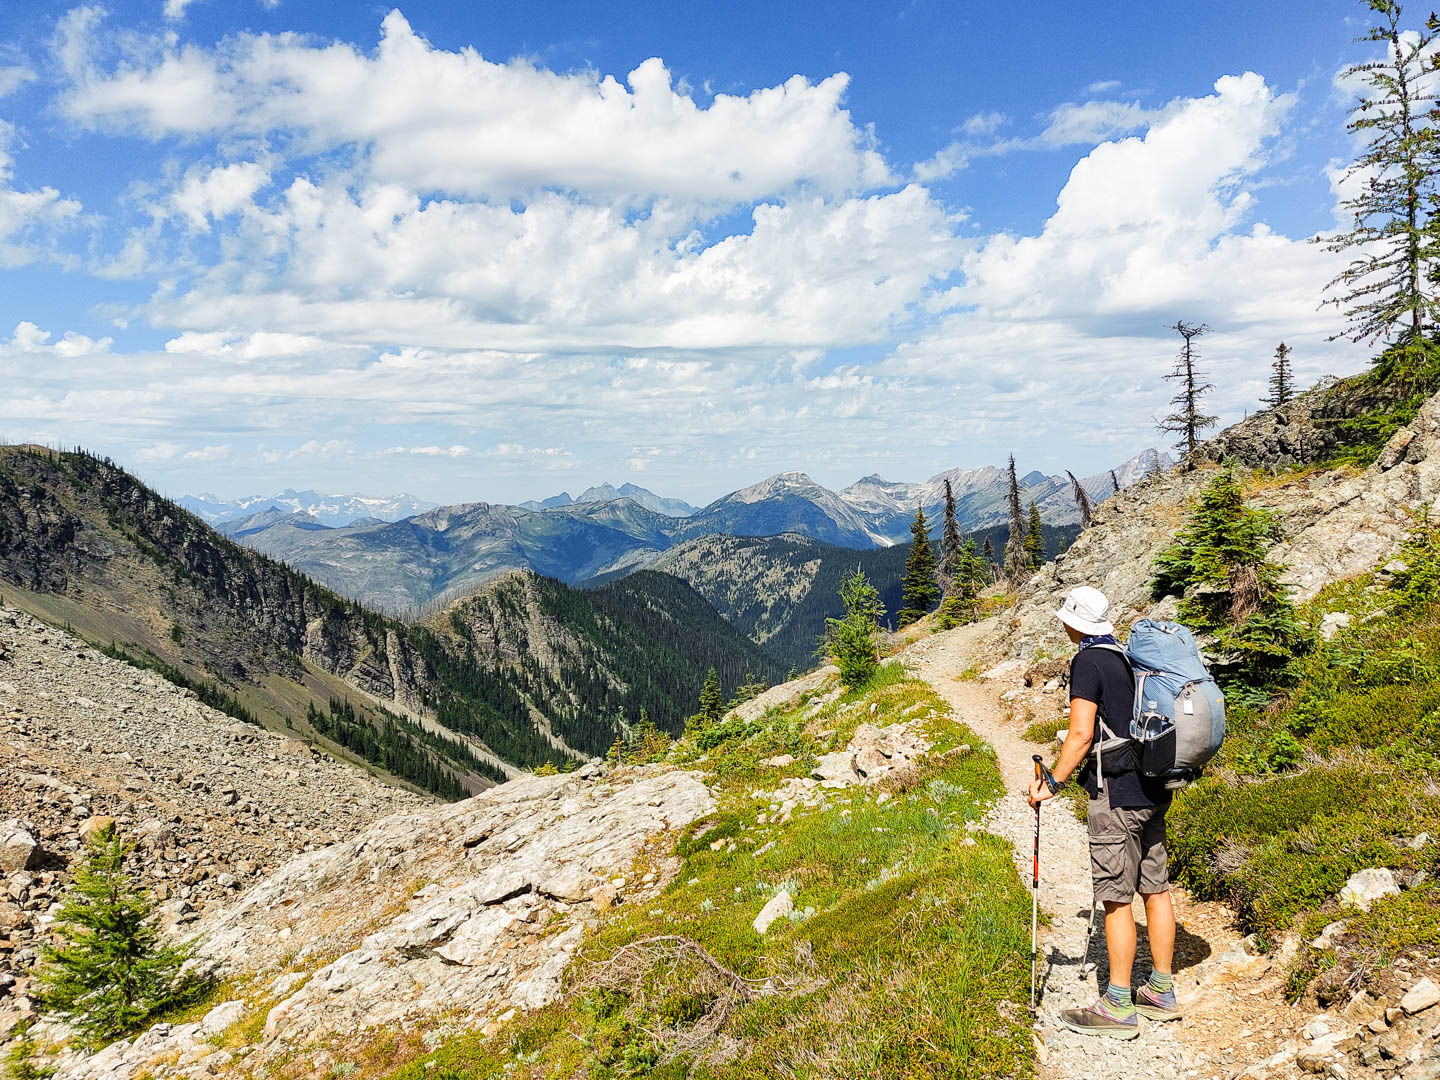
[1158,320,1216,467]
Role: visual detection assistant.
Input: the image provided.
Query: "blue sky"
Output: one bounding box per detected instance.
[0,0,1380,504]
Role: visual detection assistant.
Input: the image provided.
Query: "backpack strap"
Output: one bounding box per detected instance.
[1081,642,1134,793]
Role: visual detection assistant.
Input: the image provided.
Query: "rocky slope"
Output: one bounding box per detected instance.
[0,602,427,1038]
[38,764,714,1080]
[993,385,1440,660]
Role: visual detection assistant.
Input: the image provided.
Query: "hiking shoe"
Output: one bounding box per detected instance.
[1135,983,1182,1021]
[1060,1000,1140,1040]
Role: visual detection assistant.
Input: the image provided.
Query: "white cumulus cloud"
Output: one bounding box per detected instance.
[57,9,891,204]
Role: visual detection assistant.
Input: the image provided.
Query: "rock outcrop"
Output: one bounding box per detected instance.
[38,764,714,1080]
[995,389,1440,659]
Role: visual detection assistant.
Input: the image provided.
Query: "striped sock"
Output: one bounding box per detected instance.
[1103,982,1135,1018]
[1147,971,1174,994]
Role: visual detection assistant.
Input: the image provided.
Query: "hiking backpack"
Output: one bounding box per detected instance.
[1090,619,1226,790]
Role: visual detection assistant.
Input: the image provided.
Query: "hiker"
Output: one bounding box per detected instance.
[1026,585,1180,1039]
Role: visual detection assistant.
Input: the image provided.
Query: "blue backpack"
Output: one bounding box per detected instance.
[1091,619,1226,790]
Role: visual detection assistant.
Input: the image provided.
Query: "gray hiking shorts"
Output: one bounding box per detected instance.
[1088,792,1171,905]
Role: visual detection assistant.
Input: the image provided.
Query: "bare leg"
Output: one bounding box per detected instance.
[1142,890,1176,975]
[1104,899,1136,988]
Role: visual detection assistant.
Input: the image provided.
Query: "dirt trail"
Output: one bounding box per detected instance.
[901,623,1307,1080]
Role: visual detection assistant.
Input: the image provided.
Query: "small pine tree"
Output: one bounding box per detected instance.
[898,505,940,627]
[982,535,996,570]
[1066,470,1093,529]
[686,667,724,737]
[1151,470,1311,691]
[936,538,986,629]
[1159,320,1217,463]
[35,828,202,1046]
[827,566,881,687]
[1003,455,1030,582]
[939,479,964,589]
[1266,342,1294,407]
[1024,501,1044,569]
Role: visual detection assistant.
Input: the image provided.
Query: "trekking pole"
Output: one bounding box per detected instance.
[1030,754,1043,1010]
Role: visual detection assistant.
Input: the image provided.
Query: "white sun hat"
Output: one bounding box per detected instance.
[1055,586,1114,636]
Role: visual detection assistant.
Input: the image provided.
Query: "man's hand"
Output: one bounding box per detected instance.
[1027,775,1055,808]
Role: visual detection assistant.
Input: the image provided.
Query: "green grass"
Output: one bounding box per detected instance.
[1021,717,1067,745]
[384,672,1033,1080]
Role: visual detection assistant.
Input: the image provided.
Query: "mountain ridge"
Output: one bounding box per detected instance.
[0,447,783,792]
[216,449,1166,613]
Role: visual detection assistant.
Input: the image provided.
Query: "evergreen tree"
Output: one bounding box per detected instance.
[1152,471,1312,691]
[982,535,996,570]
[1159,320,1217,463]
[696,667,723,724]
[1003,455,1030,582]
[1266,342,1295,407]
[1110,470,1121,495]
[1024,500,1044,568]
[1317,0,1440,352]
[35,828,202,1046]
[1066,470,1094,529]
[936,538,986,630]
[683,667,726,741]
[826,566,882,687]
[898,505,940,627]
[939,479,964,589]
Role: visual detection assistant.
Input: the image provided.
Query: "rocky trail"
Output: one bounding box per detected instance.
[902,623,1334,1080]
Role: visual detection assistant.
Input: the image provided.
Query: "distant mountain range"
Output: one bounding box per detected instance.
[519,482,698,518]
[180,489,437,528]
[208,449,1169,613]
[649,523,1079,670]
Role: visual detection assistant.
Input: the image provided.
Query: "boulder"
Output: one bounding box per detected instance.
[0,821,41,872]
[753,890,793,935]
[77,816,115,845]
[853,746,890,778]
[199,1000,246,1037]
[1401,977,1439,1016]
[1338,868,1400,912]
[811,752,857,788]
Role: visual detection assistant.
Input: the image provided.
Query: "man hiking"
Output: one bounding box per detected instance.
[1026,585,1180,1039]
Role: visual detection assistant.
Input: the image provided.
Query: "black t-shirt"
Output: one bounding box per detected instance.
[1069,646,1170,809]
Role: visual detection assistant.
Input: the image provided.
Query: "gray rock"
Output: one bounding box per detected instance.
[1320,612,1353,641]
[1401,977,1439,1015]
[1338,868,1401,912]
[199,1000,246,1037]
[753,890,793,935]
[0,822,41,872]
